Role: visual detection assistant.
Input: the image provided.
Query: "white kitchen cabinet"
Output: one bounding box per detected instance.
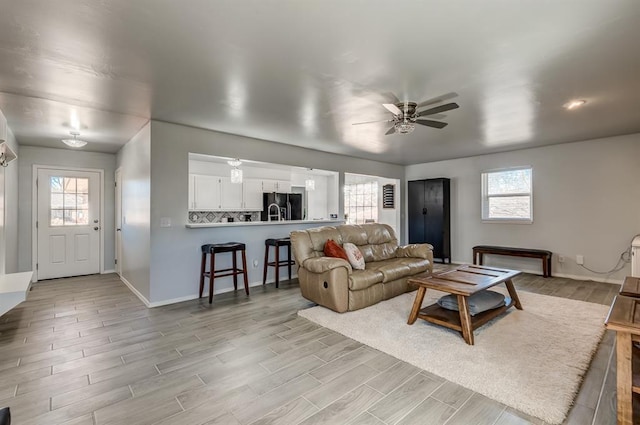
[220,177,243,209]
[191,174,221,210]
[262,179,291,193]
[277,180,292,193]
[190,174,265,211]
[261,179,279,192]
[243,179,264,210]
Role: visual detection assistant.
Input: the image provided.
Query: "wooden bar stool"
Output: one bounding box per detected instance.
[263,238,294,288]
[199,242,249,303]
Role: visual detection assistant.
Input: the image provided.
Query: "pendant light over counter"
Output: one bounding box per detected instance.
[227,158,243,183]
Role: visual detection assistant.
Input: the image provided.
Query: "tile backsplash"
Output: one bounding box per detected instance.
[189,211,261,224]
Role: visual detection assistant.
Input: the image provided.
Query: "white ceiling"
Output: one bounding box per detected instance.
[1,1,639,163]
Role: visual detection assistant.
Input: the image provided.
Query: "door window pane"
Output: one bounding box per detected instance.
[50,176,91,226]
[51,194,64,209]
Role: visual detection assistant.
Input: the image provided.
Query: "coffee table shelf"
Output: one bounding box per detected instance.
[417,297,514,332]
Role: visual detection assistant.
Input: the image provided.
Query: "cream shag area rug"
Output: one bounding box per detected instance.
[298,288,608,424]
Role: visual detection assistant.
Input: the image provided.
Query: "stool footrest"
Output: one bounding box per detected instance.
[204,268,246,279]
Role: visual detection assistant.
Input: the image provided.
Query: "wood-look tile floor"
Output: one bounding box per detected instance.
[0,271,625,425]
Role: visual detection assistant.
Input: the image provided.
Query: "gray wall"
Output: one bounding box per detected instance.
[17,146,116,274]
[4,128,19,273]
[115,123,151,302]
[148,120,404,304]
[0,122,19,275]
[405,133,640,283]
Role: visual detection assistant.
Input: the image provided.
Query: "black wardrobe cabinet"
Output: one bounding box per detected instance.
[408,178,451,263]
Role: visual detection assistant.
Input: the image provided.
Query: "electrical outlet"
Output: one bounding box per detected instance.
[252,259,259,268]
[558,255,565,263]
[576,255,584,265]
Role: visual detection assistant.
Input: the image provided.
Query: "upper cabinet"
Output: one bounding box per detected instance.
[262,179,291,193]
[189,174,266,211]
[191,174,221,210]
[243,179,264,210]
[220,177,243,210]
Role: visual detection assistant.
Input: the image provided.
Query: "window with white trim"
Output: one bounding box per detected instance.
[344,181,378,224]
[481,167,532,223]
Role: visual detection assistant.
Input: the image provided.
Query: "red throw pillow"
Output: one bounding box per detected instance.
[324,239,349,262]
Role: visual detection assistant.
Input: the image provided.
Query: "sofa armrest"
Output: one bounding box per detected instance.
[298,257,351,313]
[397,244,434,260]
[303,257,352,274]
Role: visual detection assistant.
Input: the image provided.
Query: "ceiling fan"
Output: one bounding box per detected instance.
[353,94,459,135]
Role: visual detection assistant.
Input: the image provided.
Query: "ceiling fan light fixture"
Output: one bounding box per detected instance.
[61,131,88,148]
[563,99,586,110]
[394,122,415,134]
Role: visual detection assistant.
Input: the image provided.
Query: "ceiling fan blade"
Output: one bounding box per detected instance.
[382,103,403,115]
[416,92,459,108]
[381,92,401,104]
[352,119,392,126]
[416,119,448,129]
[384,126,396,135]
[418,102,459,117]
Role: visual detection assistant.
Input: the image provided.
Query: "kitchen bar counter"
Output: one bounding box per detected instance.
[185,219,344,228]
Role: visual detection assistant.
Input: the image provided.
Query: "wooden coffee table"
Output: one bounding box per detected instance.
[407,265,523,345]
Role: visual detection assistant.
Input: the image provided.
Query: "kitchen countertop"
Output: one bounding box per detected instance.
[185,219,344,228]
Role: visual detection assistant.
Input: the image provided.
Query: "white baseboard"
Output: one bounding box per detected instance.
[102,269,116,274]
[122,274,298,308]
[119,275,151,307]
[450,260,623,285]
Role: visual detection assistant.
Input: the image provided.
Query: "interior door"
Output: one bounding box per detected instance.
[37,169,101,280]
[115,169,122,276]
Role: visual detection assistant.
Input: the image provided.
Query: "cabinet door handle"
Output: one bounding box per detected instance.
[422,208,427,215]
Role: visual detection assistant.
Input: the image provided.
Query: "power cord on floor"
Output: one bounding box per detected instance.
[578,233,640,275]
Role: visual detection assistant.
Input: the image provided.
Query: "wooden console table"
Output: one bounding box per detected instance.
[472,245,552,277]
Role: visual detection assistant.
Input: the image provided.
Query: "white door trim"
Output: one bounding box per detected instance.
[115,167,122,277]
[32,165,105,282]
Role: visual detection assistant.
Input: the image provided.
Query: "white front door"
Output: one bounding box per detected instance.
[37,169,101,280]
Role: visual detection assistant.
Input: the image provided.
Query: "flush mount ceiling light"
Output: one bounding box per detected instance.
[227,158,243,184]
[61,131,88,148]
[563,100,587,110]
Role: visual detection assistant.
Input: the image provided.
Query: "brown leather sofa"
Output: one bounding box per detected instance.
[290,223,433,313]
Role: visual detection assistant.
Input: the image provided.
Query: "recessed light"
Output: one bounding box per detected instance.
[563,100,587,110]
[62,131,88,148]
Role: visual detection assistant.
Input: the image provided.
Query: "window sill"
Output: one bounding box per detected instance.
[481,219,533,225]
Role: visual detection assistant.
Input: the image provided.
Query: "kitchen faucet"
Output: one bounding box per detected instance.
[267,203,281,221]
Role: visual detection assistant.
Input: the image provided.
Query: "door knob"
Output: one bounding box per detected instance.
[94,227,100,231]
[94,219,99,223]
[116,228,121,232]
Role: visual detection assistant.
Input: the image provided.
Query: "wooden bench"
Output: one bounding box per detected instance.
[472,245,552,278]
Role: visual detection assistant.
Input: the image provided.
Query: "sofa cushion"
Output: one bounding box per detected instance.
[366,259,411,283]
[307,226,342,253]
[344,243,365,270]
[396,257,431,275]
[348,269,384,290]
[324,239,349,262]
[337,225,369,245]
